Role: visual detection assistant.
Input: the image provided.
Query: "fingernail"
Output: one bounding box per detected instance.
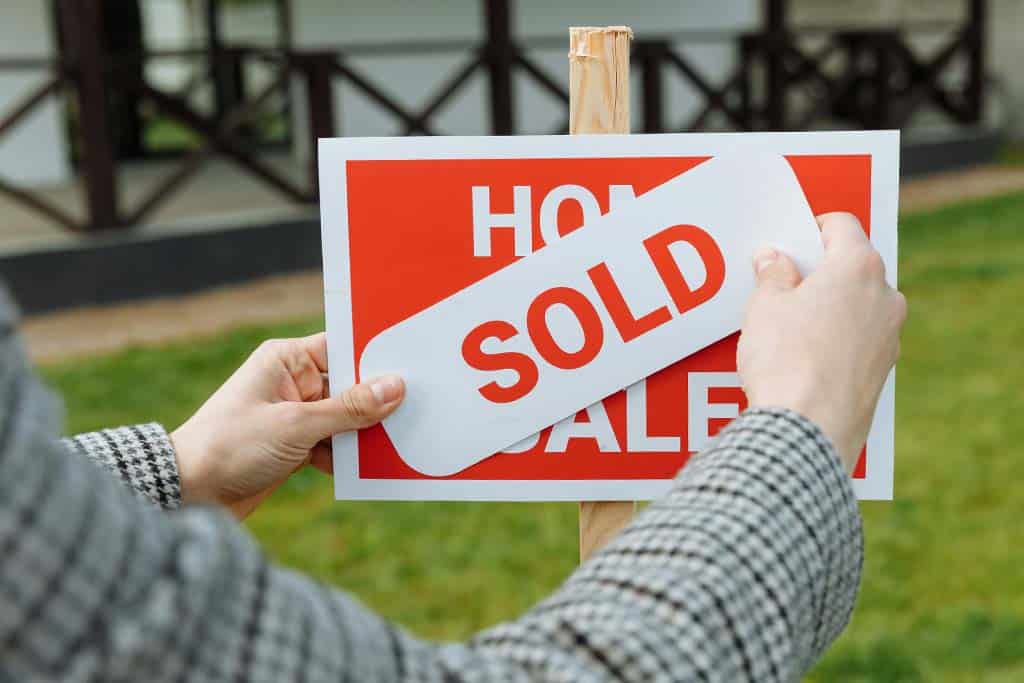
[370,375,403,404]
[754,247,778,273]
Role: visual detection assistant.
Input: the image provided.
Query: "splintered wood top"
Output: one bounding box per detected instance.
[569,26,632,135]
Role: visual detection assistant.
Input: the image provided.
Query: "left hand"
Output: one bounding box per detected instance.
[170,333,404,519]
[737,213,904,472]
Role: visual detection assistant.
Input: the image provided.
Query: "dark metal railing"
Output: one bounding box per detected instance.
[0,0,988,234]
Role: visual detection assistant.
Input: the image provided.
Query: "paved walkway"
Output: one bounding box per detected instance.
[899,164,1024,213]
[21,163,1024,363]
[22,271,324,362]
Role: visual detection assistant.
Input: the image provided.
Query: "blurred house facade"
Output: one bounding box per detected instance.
[0,1,1003,192]
[0,0,1004,313]
[3,0,761,190]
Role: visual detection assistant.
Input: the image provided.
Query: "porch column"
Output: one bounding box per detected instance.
[60,0,120,230]
[763,0,788,130]
[483,0,516,135]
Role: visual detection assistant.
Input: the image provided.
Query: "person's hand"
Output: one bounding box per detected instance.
[737,212,906,472]
[170,333,404,518]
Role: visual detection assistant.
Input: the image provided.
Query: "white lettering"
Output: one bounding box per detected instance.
[626,379,681,452]
[538,185,601,246]
[472,185,532,257]
[546,400,621,452]
[687,372,742,452]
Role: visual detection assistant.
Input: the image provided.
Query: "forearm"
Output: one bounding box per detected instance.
[471,408,863,681]
[1,362,419,680]
[6,361,859,683]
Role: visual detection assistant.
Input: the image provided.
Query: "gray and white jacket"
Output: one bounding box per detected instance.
[0,289,863,682]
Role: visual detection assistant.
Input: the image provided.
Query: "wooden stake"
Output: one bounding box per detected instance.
[569,25,637,562]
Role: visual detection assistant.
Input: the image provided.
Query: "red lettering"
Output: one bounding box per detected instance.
[587,263,672,342]
[464,225,727,404]
[461,320,539,403]
[644,224,725,314]
[526,287,604,369]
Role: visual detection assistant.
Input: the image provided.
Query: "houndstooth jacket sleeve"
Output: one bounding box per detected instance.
[1,306,862,682]
[60,424,182,510]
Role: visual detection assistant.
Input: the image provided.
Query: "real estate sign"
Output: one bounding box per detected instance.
[319,131,898,501]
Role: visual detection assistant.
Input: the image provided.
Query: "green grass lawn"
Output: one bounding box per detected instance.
[40,190,1024,681]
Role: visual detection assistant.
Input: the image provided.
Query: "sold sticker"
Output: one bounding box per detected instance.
[320,132,899,501]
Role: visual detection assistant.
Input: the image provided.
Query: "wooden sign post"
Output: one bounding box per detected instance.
[569,25,637,562]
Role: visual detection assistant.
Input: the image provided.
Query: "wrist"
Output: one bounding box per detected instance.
[169,423,217,504]
[748,388,857,473]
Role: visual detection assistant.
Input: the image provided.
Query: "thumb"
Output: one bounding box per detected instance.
[296,374,405,441]
[753,247,802,291]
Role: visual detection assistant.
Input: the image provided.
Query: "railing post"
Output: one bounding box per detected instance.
[301,52,337,201]
[738,36,755,129]
[872,34,893,129]
[483,0,516,135]
[60,0,119,230]
[965,0,987,124]
[227,47,248,124]
[639,41,666,133]
[764,0,788,130]
[207,0,245,122]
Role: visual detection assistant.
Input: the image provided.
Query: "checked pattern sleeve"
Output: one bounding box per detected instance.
[1,288,862,683]
[61,423,182,510]
[464,408,863,682]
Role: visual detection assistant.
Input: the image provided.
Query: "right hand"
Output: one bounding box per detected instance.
[171,333,404,519]
[737,212,906,472]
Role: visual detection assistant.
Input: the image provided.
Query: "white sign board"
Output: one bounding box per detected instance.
[319,131,899,501]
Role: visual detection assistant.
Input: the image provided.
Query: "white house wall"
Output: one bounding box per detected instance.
[0,1,69,187]
[1,1,1019,194]
[141,0,195,92]
[289,0,758,160]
